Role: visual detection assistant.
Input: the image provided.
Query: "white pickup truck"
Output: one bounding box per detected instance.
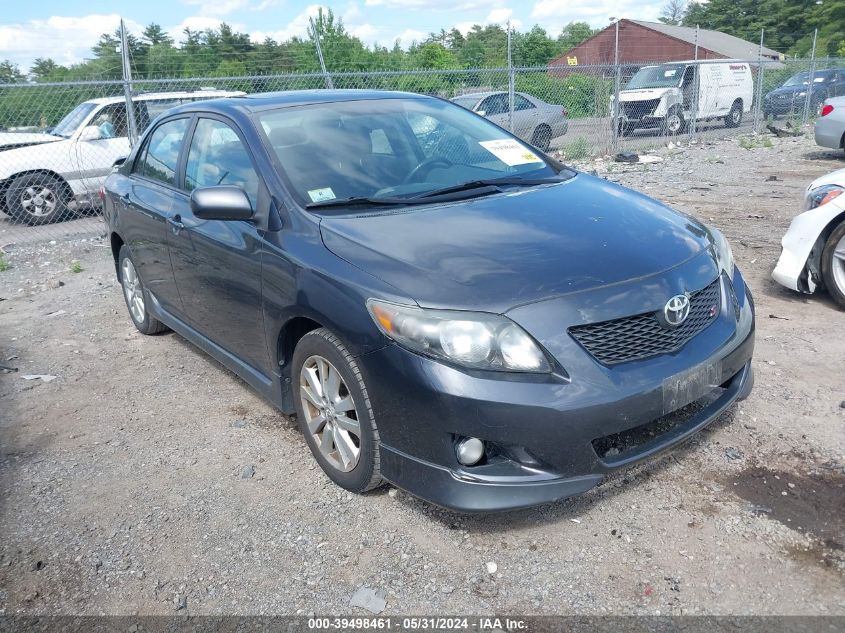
[0,89,244,225]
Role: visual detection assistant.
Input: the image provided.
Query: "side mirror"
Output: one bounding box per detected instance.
[190,186,254,221]
[78,125,103,141]
[475,110,487,117]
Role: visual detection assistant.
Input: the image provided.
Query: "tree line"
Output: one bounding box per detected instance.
[0,10,597,84]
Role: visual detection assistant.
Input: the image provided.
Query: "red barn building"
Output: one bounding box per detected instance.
[550,19,781,68]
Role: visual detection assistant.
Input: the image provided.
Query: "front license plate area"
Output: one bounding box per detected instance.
[662,361,722,415]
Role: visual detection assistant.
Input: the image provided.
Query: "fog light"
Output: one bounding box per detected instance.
[456,437,485,466]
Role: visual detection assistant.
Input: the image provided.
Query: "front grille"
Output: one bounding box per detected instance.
[622,99,660,119]
[569,278,722,365]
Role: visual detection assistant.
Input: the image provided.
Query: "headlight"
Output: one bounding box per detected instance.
[806,184,844,210]
[367,299,551,372]
[797,91,807,97]
[710,227,734,277]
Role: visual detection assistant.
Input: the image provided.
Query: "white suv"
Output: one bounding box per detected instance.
[0,89,244,225]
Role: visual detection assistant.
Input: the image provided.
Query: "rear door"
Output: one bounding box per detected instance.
[167,115,271,374]
[120,116,191,317]
[512,94,540,139]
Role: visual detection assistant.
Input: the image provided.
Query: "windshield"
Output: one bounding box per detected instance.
[626,64,686,90]
[452,96,480,110]
[51,102,97,138]
[783,71,832,87]
[257,97,564,208]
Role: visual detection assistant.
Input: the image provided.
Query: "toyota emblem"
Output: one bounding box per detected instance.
[664,294,691,326]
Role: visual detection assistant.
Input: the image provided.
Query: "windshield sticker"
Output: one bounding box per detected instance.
[664,69,677,77]
[307,187,336,203]
[479,140,543,166]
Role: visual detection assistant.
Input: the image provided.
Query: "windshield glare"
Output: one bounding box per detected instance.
[257,98,562,207]
[626,64,686,90]
[783,71,831,87]
[52,102,97,138]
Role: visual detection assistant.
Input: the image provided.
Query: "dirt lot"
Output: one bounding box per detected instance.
[0,131,843,616]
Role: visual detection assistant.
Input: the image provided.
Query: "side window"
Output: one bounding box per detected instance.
[479,94,507,116]
[90,103,129,139]
[133,118,189,186]
[185,118,260,209]
[513,95,535,111]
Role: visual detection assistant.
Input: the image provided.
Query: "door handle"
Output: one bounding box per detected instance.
[119,192,130,206]
[167,215,185,234]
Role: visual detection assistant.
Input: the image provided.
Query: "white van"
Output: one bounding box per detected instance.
[612,60,754,136]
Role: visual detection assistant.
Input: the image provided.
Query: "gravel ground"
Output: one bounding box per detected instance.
[0,130,843,617]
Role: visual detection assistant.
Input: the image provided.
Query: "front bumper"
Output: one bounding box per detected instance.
[360,262,755,512]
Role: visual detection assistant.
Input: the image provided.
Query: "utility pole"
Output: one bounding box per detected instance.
[310,16,333,89]
[507,21,515,133]
[753,29,766,133]
[690,25,700,139]
[119,19,139,146]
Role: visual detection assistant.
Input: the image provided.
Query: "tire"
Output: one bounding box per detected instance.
[820,221,845,309]
[662,107,685,135]
[4,173,71,226]
[118,245,168,335]
[530,124,552,152]
[725,100,743,128]
[292,328,383,493]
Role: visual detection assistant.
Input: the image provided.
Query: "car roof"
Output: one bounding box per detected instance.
[84,89,245,106]
[158,89,438,116]
[451,91,535,102]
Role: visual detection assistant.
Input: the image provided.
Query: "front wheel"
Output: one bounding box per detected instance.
[821,221,845,309]
[662,107,685,135]
[4,173,70,225]
[292,328,383,493]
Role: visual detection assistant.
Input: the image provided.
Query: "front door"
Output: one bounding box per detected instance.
[167,116,270,374]
[75,102,132,198]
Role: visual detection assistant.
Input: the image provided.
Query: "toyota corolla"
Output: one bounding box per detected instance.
[103,90,755,512]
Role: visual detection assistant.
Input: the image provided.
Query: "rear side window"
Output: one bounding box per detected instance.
[185,118,260,209]
[134,118,189,186]
[514,95,535,111]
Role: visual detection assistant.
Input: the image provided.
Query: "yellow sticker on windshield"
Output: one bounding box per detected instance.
[479,140,543,166]
[308,187,336,203]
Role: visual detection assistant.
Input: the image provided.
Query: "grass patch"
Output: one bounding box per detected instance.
[738,134,774,150]
[562,136,589,161]
[69,260,83,274]
[0,252,10,272]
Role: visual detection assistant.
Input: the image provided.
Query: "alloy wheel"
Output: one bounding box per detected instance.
[299,355,362,473]
[667,114,682,134]
[20,185,57,218]
[121,258,146,324]
[832,233,845,297]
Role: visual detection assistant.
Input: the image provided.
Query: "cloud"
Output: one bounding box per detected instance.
[250,5,324,43]
[394,29,427,46]
[530,0,661,29]
[486,8,513,24]
[365,0,499,10]
[181,0,252,17]
[0,14,144,70]
[168,16,246,42]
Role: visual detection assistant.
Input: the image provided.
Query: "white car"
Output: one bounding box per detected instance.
[814,96,845,152]
[451,92,568,151]
[613,60,753,135]
[0,89,244,225]
[773,168,845,308]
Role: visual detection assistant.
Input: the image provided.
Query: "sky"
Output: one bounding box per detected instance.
[0,0,665,71]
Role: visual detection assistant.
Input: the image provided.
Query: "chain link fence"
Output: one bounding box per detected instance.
[0,57,843,244]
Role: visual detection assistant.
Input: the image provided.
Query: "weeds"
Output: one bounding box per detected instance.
[0,252,9,272]
[738,134,774,150]
[69,260,83,274]
[563,136,589,161]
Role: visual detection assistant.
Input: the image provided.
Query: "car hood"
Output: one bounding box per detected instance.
[618,87,672,102]
[319,174,713,313]
[0,132,62,151]
[766,86,811,99]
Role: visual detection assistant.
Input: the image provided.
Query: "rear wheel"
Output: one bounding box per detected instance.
[531,124,552,152]
[725,100,743,128]
[820,221,845,309]
[292,328,383,493]
[118,245,168,335]
[4,173,71,225]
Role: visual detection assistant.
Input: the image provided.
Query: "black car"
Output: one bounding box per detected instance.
[104,90,755,512]
[763,68,845,118]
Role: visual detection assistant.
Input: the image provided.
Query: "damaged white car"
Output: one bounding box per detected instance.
[773,168,845,308]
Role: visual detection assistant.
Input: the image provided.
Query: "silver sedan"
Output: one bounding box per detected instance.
[451,91,568,152]
[815,96,845,152]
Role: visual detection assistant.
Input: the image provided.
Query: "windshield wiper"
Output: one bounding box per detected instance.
[412,176,566,200]
[305,195,415,210]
